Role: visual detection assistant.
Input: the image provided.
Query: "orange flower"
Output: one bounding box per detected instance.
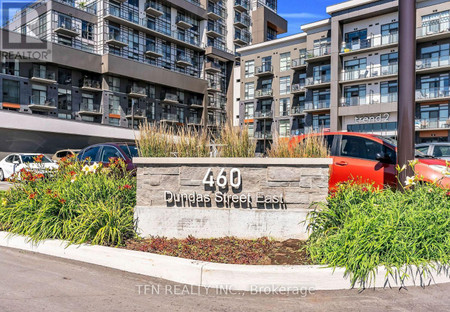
[36,174,44,179]
[29,192,37,199]
[45,189,52,194]
[33,154,44,163]
[121,184,132,190]
[59,199,66,204]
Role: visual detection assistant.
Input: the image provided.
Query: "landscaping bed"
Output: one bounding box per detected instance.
[124,237,313,265]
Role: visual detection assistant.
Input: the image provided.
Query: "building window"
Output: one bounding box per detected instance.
[149,85,155,98]
[109,95,121,115]
[313,64,330,83]
[267,26,277,41]
[344,29,367,50]
[244,82,254,100]
[380,52,398,75]
[38,14,47,37]
[381,22,398,45]
[31,84,47,105]
[421,10,450,34]
[279,76,291,95]
[343,85,366,106]
[419,104,449,129]
[343,58,366,80]
[58,68,72,85]
[419,43,450,68]
[1,58,19,76]
[108,76,120,92]
[245,60,254,78]
[312,89,330,109]
[82,20,94,40]
[279,120,290,137]
[247,123,254,137]
[57,35,72,46]
[260,99,272,112]
[280,52,290,72]
[109,117,120,126]
[244,102,254,119]
[380,80,398,103]
[279,98,290,116]
[2,79,20,103]
[312,114,330,132]
[58,88,72,110]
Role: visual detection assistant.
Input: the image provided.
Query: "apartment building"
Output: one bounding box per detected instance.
[237,0,450,153]
[0,0,286,156]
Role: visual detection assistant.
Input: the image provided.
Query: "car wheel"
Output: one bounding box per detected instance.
[0,169,4,181]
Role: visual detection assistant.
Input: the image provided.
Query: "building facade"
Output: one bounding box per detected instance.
[0,0,286,156]
[236,0,450,153]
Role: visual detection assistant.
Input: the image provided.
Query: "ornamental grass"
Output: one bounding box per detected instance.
[267,133,330,158]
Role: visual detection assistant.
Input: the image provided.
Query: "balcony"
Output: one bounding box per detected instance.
[341,93,398,106]
[205,61,222,73]
[30,68,56,84]
[144,44,163,58]
[305,45,331,62]
[190,98,203,108]
[126,108,146,119]
[416,87,450,103]
[79,102,102,116]
[341,64,398,82]
[415,118,450,131]
[81,79,102,92]
[254,132,273,140]
[207,116,225,127]
[254,110,273,119]
[304,100,330,112]
[176,15,193,30]
[416,55,450,73]
[305,75,331,88]
[144,1,163,17]
[255,89,273,99]
[291,58,306,70]
[106,32,128,47]
[207,4,225,20]
[291,83,306,94]
[161,93,179,104]
[234,14,251,28]
[234,0,250,12]
[234,31,251,45]
[208,98,225,110]
[255,63,273,77]
[207,81,222,93]
[54,20,79,37]
[207,24,225,38]
[128,86,147,98]
[340,34,398,55]
[417,21,450,42]
[29,96,56,111]
[160,113,182,123]
[290,106,305,116]
[176,55,193,67]
[188,116,202,125]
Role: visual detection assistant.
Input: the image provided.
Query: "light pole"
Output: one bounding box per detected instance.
[397,0,416,188]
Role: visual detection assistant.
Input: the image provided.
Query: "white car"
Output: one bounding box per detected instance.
[0,154,58,181]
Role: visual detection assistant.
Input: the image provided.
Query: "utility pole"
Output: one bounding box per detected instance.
[397,0,416,188]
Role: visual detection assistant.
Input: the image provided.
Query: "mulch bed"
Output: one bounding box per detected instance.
[124,236,314,265]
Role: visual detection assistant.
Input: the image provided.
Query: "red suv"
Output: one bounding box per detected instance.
[291,132,450,189]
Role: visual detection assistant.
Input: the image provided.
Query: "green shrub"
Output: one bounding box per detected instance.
[307,181,450,289]
[0,157,136,246]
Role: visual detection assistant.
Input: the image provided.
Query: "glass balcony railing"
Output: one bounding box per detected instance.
[306,75,331,86]
[54,0,97,14]
[416,55,450,71]
[129,86,147,96]
[188,116,202,124]
[126,108,146,117]
[255,89,273,98]
[341,34,398,53]
[340,93,398,107]
[254,132,273,139]
[161,112,183,123]
[145,44,163,56]
[234,14,251,27]
[416,87,450,101]
[80,102,102,113]
[30,68,56,81]
[291,83,306,93]
[176,54,193,66]
[208,4,227,19]
[207,24,226,36]
[341,64,398,81]
[417,21,450,38]
[234,0,250,11]
[162,93,179,103]
[144,1,163,15]
[108,31,126,43]
[255,63,273,75]
[415,119,450,130]
[291,58,306,68]
[290,106,305,115]
[208,81,222,91]
[306,45,331,59]
[30,95,56,107]
[82,79,102,90]
[254,110,273,118]
[234,31,251,44]
[305,100,330,111]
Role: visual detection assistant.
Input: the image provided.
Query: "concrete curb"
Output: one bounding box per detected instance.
[1,231,449,291]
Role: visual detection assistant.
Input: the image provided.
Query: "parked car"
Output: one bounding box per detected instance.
[0,154,58,181]
[52,149,81,162]
[290,132,450,189]
[76,143,139,172]
[415,143,450,161]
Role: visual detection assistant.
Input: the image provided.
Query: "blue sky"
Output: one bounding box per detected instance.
[277,0,341,37]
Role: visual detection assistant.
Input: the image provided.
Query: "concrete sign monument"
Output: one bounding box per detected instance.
[134,158,331,240]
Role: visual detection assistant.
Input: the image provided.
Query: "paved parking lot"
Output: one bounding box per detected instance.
[0,181,11,192]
